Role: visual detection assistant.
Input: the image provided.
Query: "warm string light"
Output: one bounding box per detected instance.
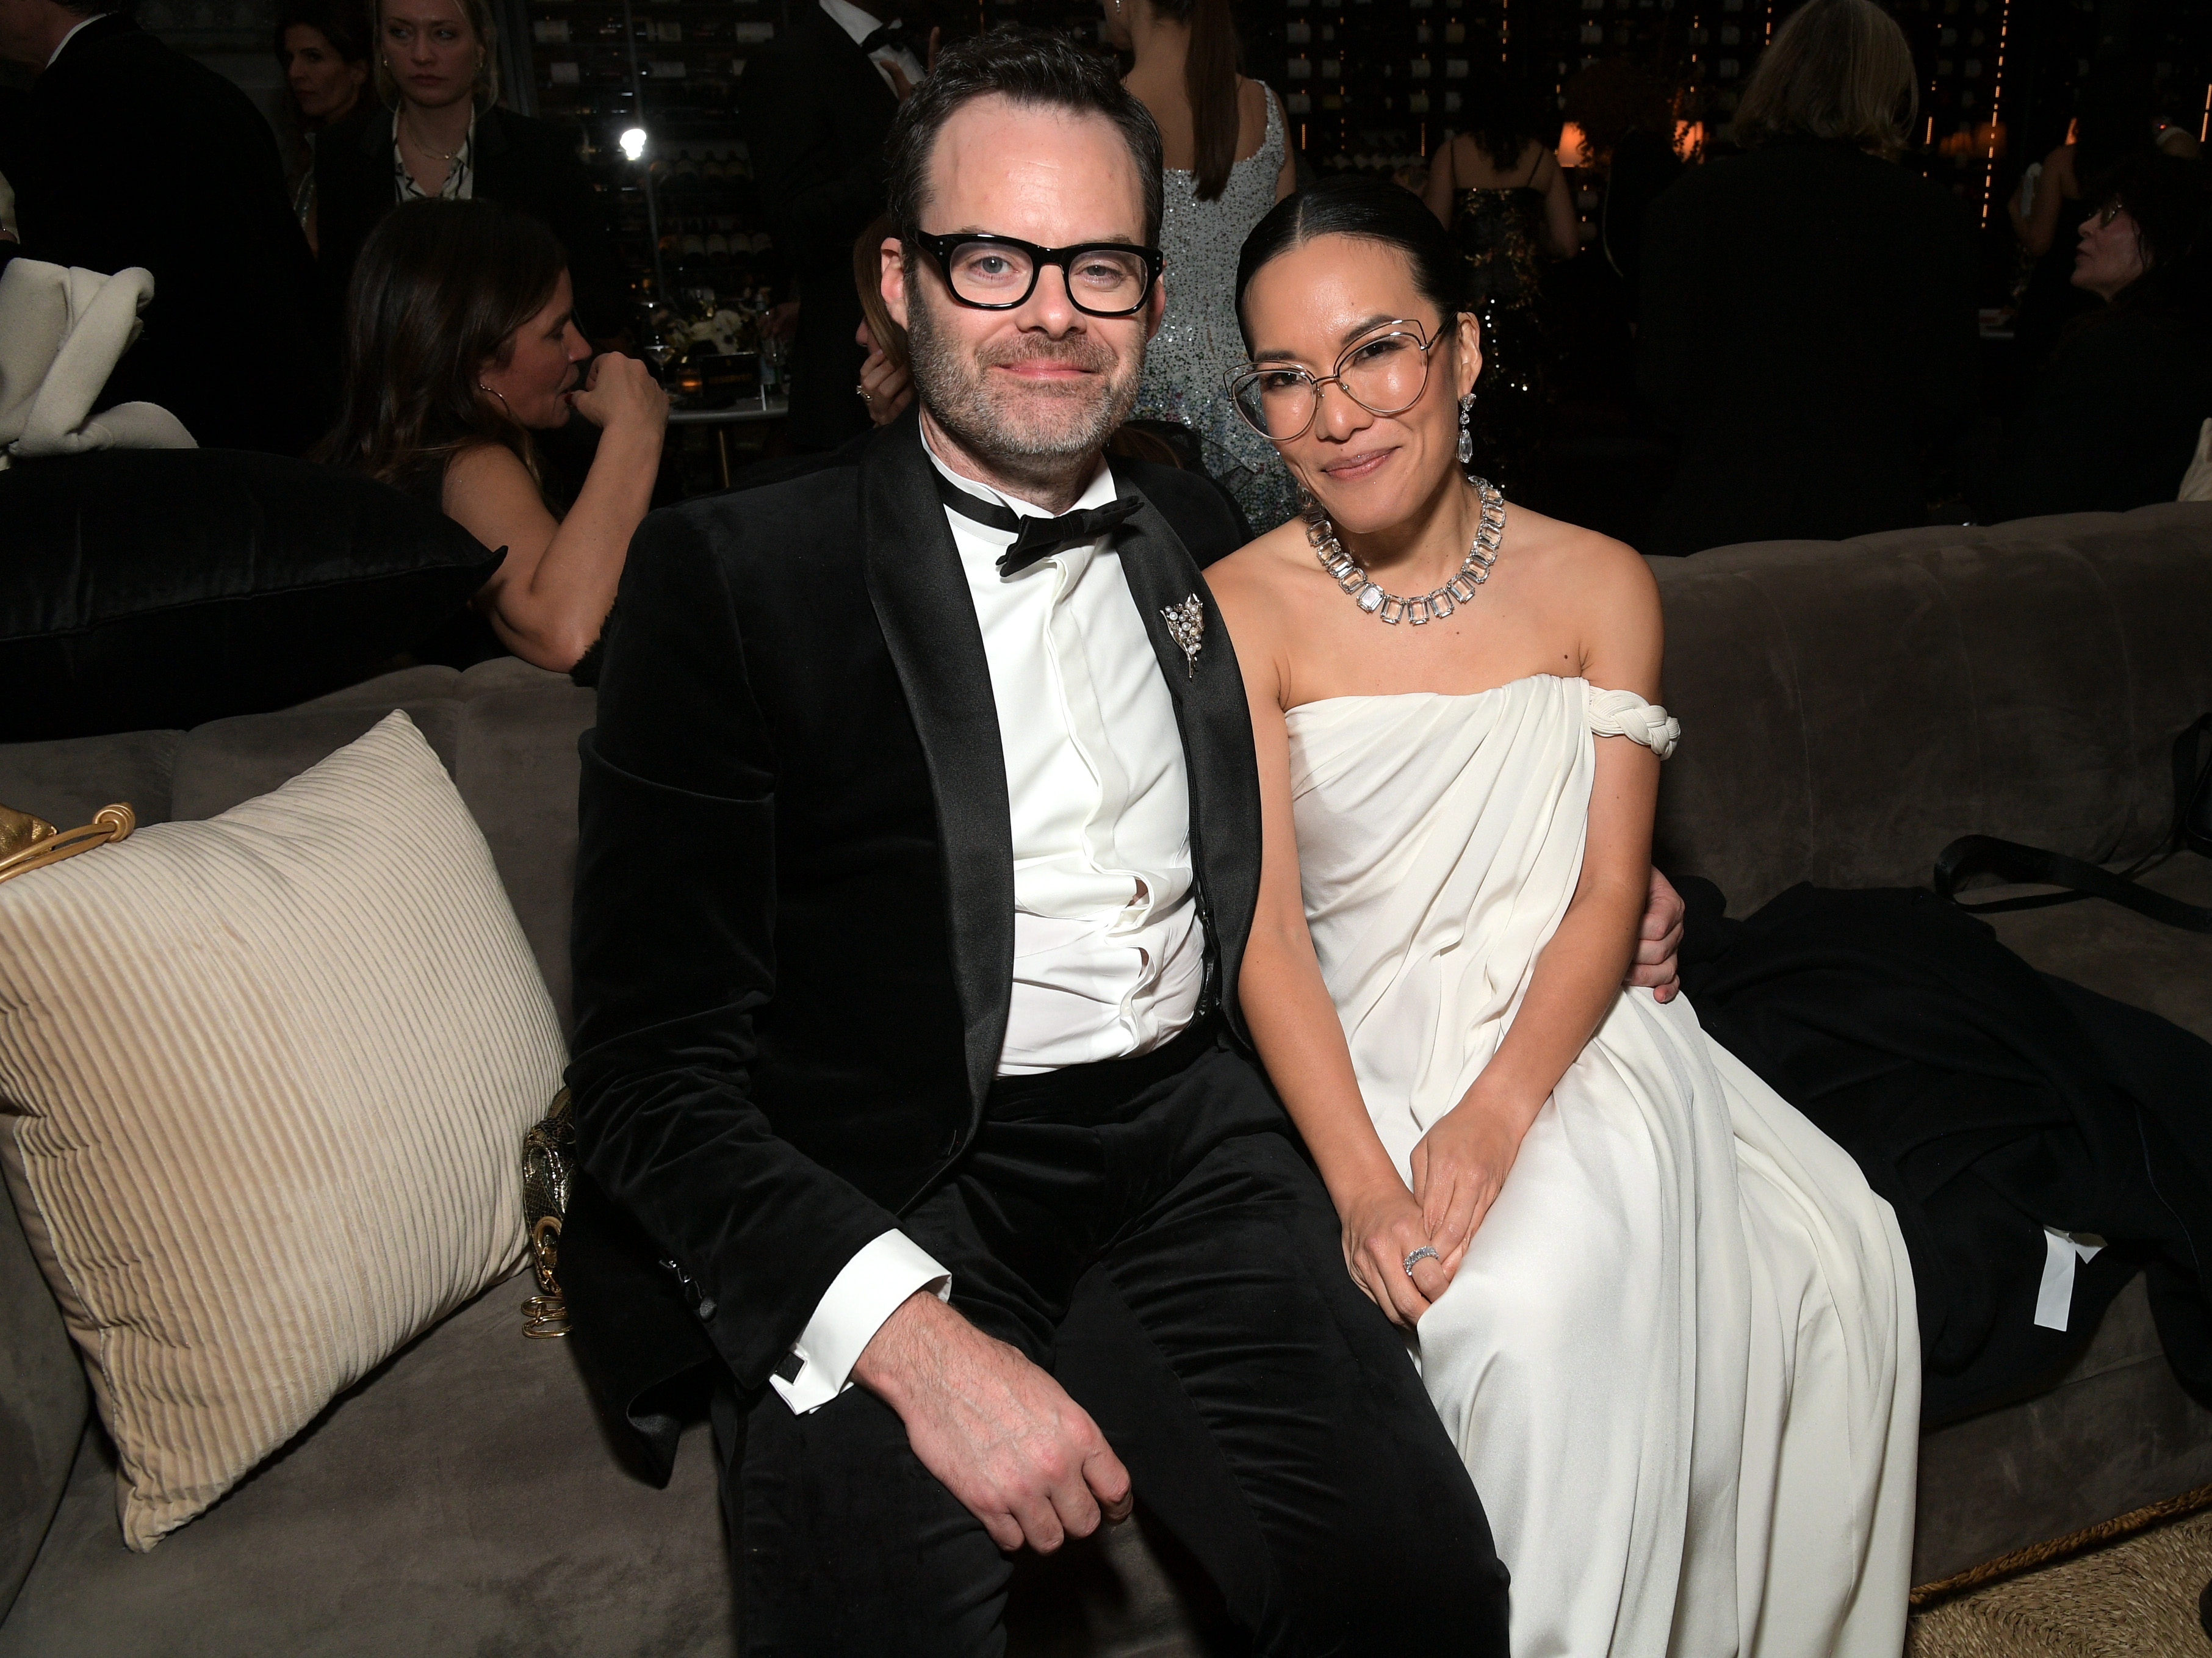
[2202,82,2210,144]
[1978,0,2011,227]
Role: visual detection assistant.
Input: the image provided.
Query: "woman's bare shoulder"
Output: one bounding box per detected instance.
[1206,517,1312,652]
[1504,502,1657,616]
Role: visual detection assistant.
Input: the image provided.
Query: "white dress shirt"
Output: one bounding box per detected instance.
[769,432,1208,1414]
[816,0,924,97]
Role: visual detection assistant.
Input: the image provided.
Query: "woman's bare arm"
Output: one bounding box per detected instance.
[2016,143,2075,257]
[1536,148,1580,259]
[1272,85,1297,202]
[1212,560,1453,1326]
[442,355,666,671]
[1422,135,1457,227]
[1404,540,1664,1264]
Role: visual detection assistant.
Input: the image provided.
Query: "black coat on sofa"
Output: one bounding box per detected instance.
[562,414,1257,1427]
[0,14,330,455]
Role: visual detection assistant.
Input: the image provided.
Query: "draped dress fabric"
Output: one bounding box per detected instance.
[1284,674,1920,1658]
[1130,89,1301,532]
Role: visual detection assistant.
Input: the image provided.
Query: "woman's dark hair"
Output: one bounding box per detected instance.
[1234,174,1463,345]
[271,0,367,67]
[2072,55,2155,187]
[1145,0,1242,202]
[886,28,1165,246]
[1563,60,1675,167]
[1459,59,1551,174]
[314,198,568,501]
[2086,151,2212,313]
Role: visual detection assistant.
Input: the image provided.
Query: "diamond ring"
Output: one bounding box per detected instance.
[1403,1244,1440,1278]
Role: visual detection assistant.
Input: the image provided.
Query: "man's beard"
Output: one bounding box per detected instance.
[905,282,1144,480]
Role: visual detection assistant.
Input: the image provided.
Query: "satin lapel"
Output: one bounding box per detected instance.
[859,416,1014,1122]
[1106,464,1263,1043]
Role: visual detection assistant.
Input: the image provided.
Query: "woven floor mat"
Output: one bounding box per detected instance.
[1909,1509,2212,1657]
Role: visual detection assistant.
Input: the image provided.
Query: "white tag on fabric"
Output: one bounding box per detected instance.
[2034,1228,2108,1332]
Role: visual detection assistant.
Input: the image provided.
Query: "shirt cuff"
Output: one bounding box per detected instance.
[769,1230,952,1414]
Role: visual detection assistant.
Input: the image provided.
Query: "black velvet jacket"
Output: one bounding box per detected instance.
[563,414,1260,1458]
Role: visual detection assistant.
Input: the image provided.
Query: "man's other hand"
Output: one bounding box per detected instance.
[1627,866,1685,1002]
[853,1291,1133,1553]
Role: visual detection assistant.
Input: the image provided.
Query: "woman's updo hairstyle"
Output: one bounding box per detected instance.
[1234,175,1464,349]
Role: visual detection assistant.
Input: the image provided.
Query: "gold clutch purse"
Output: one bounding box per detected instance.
[0,801,135,884]
[520,1086,575,1338]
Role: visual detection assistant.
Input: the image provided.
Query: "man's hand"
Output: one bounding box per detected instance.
[1626,866,1684,1002]
[853,1291,1133,1554]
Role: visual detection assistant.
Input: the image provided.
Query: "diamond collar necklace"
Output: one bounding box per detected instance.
[1306,473,1505,625]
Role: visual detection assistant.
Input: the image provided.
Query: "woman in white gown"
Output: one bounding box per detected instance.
[1205,175,1921,1657]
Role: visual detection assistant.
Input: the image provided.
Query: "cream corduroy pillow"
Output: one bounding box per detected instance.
[0,712,566,1550]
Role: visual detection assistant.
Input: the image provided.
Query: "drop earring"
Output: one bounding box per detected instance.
[1456,392,1475,466]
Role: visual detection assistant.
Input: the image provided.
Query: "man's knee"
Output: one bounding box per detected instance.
[727,1385,1013,1656]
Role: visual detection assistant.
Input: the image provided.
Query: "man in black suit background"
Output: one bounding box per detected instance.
[568,30,1522,1655]
[738,0,921,451]
[0,0,330,453]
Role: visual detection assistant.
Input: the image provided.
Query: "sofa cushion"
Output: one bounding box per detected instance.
[1652,502,2212,910]
[1914,1272,2212,1584]
[0,1285,736,1657]
[165,659,595,1033]
[0,449,506,743]
[0,713,566,1548]
[0,1157,83,1623]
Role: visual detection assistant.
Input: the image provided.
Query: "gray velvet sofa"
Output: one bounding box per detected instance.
[2,502,2209,1654]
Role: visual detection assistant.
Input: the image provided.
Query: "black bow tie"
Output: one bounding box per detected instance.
[934,471,1144,577]
[859,21,918,55]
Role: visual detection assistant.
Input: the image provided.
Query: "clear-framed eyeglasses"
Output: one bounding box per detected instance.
[906,230,1164,318]
[1227,320,1449,442]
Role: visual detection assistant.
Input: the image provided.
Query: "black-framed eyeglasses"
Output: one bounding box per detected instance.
[2094,197,2128,229]
[1227,320,1449,442]
[907,230,1164,317]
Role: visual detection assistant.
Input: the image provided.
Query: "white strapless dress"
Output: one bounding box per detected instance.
[1286,676,1919,1658]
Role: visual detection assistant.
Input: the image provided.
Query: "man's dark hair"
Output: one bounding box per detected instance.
[884,28,1165,248]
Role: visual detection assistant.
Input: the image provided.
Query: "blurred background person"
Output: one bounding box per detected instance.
[274,0,369,251]
[2009,55,2167,377]
[1562,58,1683,301]
[1971,153,2211,523]
[741,0,924,452]
[852,213,913,428]
[1421,62,1576,502]
[1637,0,1976,555]
[0,0,330,453]
[316,0,627,346]
[1111,0,1299,528]
[316,199,666,674]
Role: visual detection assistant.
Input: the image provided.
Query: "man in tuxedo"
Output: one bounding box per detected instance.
[738,0,921,451]
[0,0,330,453]
[571,29,1682,1652]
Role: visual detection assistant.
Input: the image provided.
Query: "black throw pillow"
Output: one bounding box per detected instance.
[0,449,505,741]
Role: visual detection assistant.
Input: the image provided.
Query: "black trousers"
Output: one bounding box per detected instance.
[713,1022,1510,1656]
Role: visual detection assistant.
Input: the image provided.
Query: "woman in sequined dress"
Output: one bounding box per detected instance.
[1422,70,1577,500]
[1106,0,1301,528]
